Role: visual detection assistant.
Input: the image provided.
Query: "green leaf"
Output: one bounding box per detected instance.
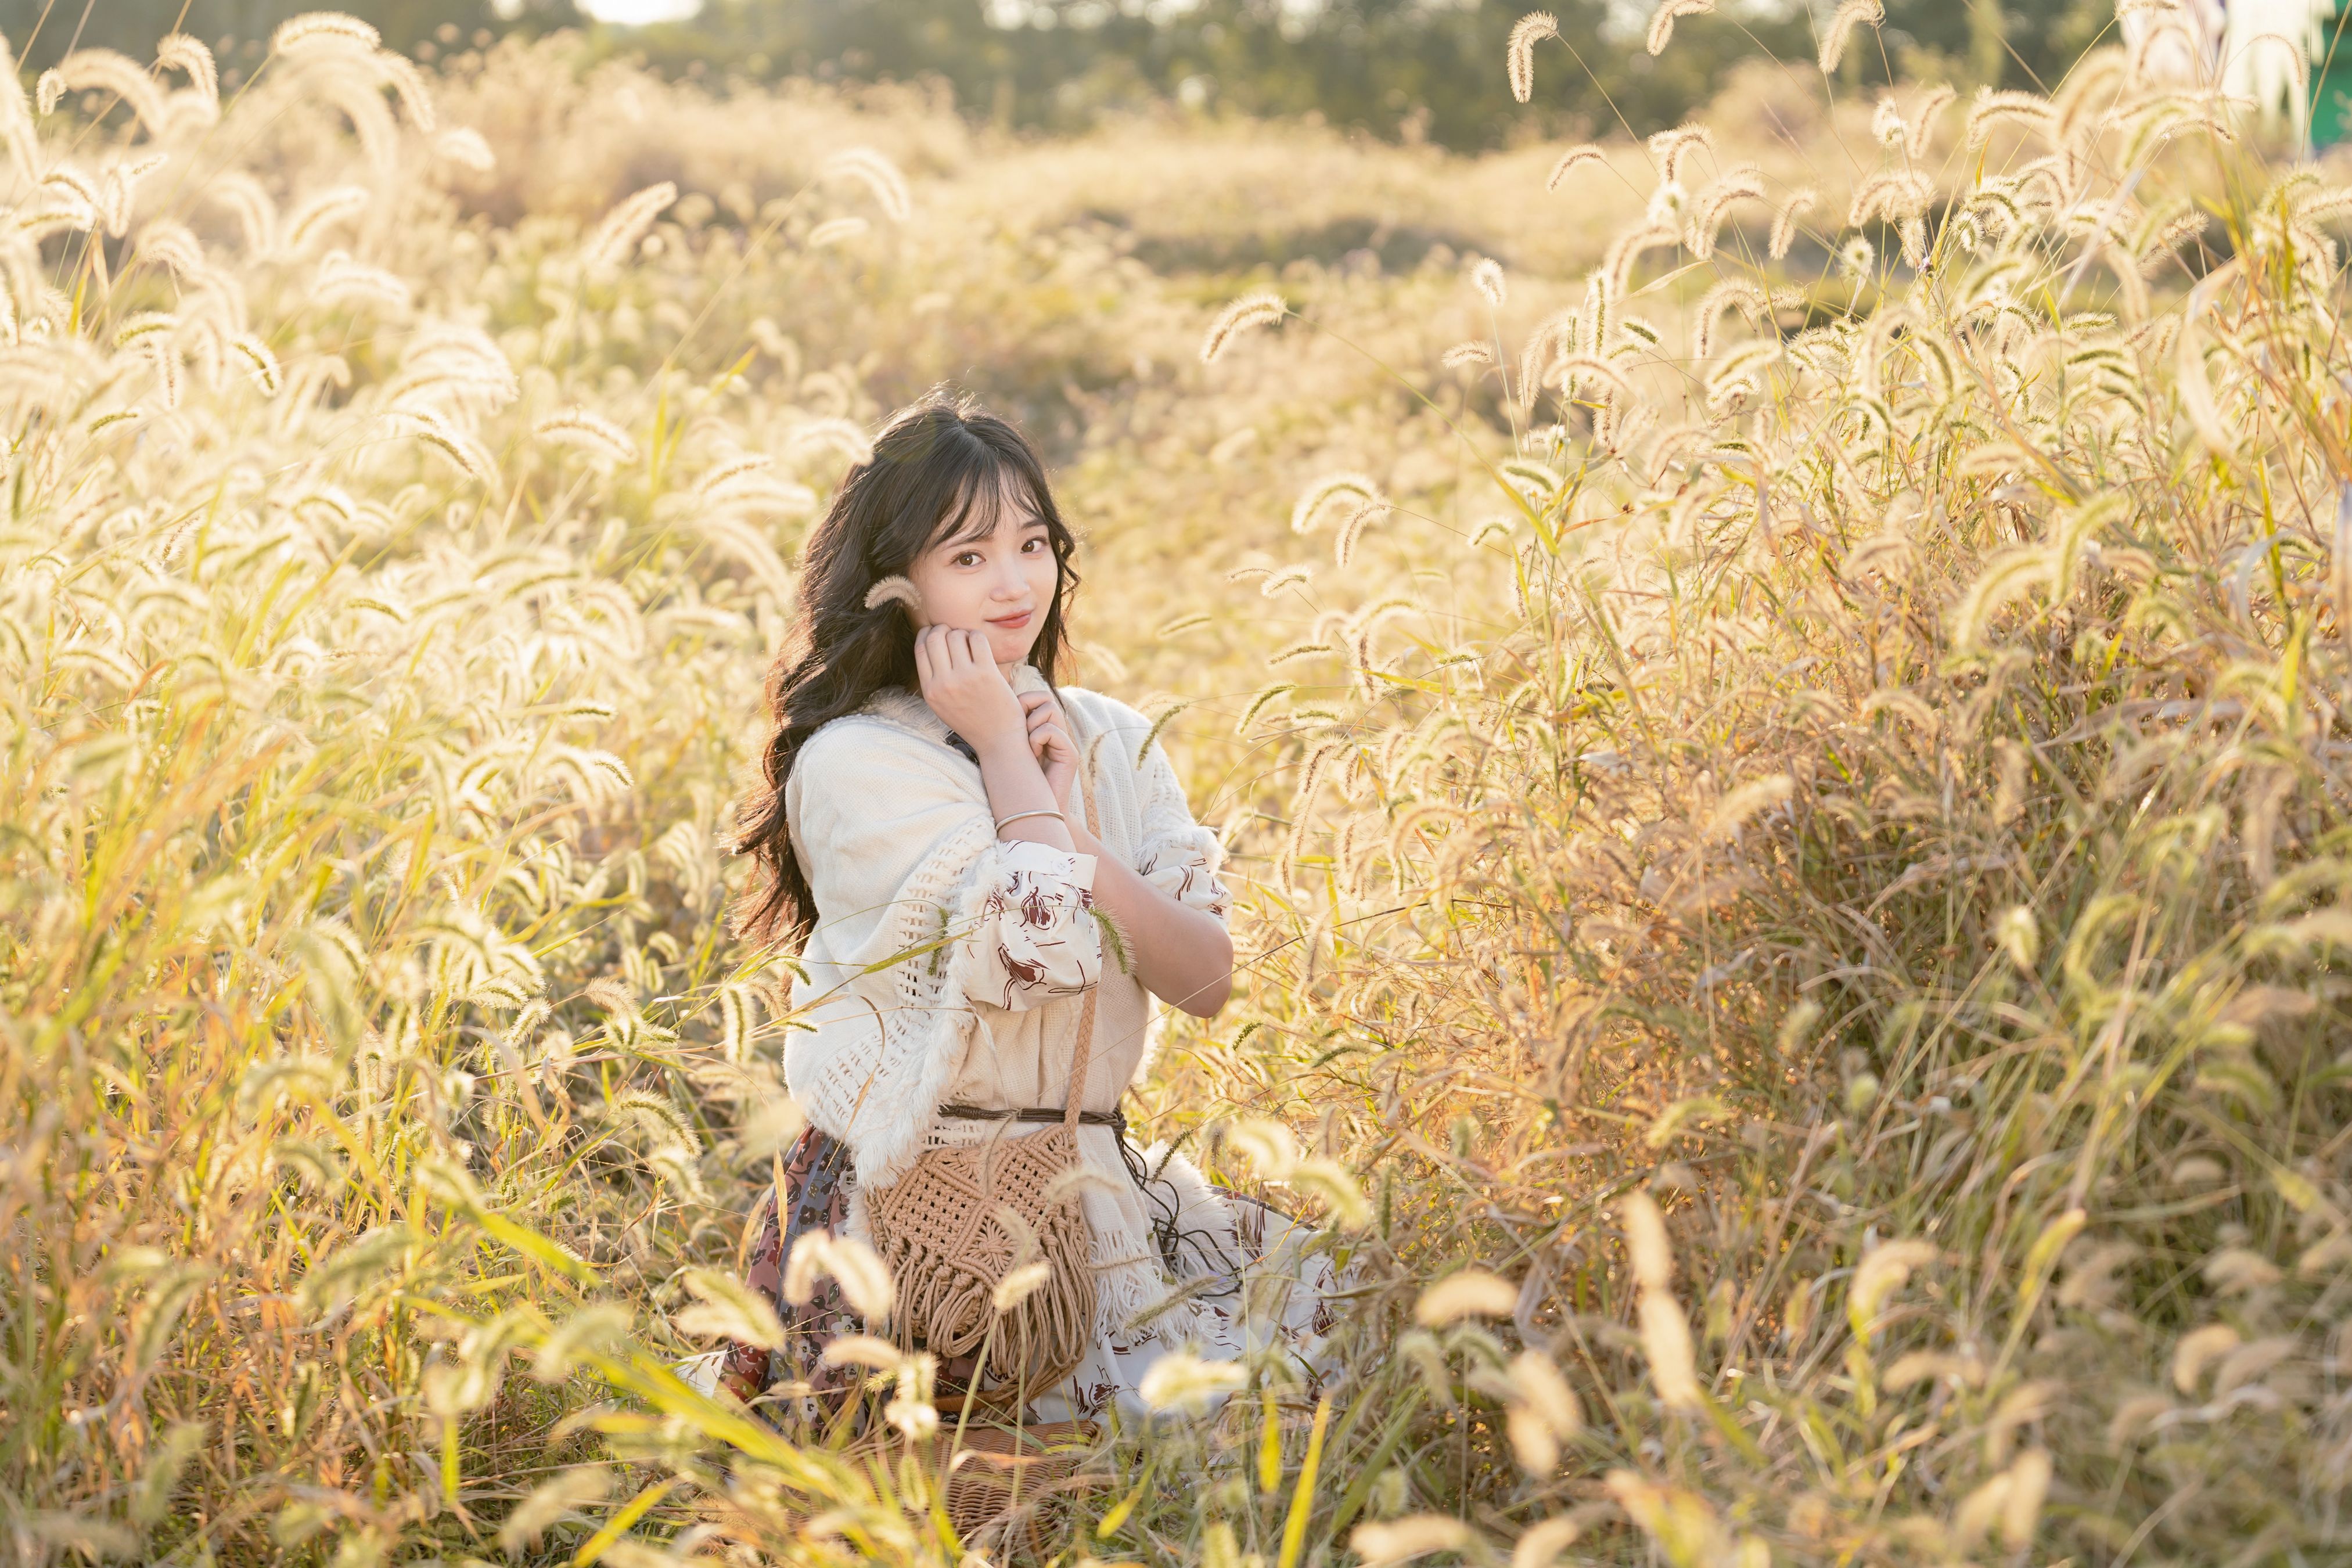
[572,1478,675,1567]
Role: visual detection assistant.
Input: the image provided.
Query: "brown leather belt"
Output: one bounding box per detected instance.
[938,1102,1125,1128]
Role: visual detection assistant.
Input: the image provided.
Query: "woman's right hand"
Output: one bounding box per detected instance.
[914,625,1026,757]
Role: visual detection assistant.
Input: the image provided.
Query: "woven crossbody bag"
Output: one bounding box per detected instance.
[862,759,1106,1390]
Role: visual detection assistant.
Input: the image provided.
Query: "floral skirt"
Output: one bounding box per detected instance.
[703,1124,1340,1423]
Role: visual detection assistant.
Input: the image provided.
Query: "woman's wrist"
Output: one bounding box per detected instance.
[973,731,1039,770]
[974,735,1074,848]
[997,817,1076,850]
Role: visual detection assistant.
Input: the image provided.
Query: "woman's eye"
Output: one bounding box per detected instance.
[953,552,981,567]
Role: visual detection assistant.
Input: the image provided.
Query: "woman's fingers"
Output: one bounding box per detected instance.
[910,624,1030,752]
[1029,718,1076,812]
[1027,710,1070,757]
[1022,689,1066,729]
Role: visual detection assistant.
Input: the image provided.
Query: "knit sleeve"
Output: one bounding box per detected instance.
[1132,733,1232,921]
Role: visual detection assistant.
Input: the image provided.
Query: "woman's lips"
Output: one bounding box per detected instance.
[987,610,1034,630]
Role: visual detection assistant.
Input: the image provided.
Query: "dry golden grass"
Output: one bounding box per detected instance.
[7,9,2352,1565]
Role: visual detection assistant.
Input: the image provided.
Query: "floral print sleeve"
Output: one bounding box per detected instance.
[947,838,1103,1011]
[1133,739,1232,921]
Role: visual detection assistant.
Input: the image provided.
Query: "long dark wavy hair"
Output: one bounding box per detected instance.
[731,389,1080,949]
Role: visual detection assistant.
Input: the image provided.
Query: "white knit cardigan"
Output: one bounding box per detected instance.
[780,662,1232,1340]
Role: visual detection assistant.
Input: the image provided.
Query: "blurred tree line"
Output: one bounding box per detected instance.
[0,0,579,80]
[625,0,2116,148]
[1,0,2111,148]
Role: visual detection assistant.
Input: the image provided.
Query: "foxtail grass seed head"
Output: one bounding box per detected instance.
[582,181,678,276]
[862,574,923,613]
[807,215,870,248]
[1470,257,1507,305]
[273,11,383,53]
[1509,1349,1584,1440]
[1688,166,1764,260]
[817,1333,907,1371]
[1293,470,1382,533]
[379,52,437,132]
[1546,143,1604,190]
[1848,1240,1939,1343]
[1693,279,1765,358]
[990,1260,1052,1312]
[1508,12,1559,103]
[673,1267,787,1349]
[1873,96,1905,148]
[820,146,912,223]
[534,407,640,465]
[1646,0,1714,56]
[1137,1351,1246,1412]
[1334,498,1388,567]
[1623,1191,1674,1290]
[1415,1268,1520,1326]
[1968,87,2059,149]
[1647,123,1713,185]
[1906,83,1955,152]
[1512,1519,1584,1568]
[1770,186,1818,259]
[39,49,172,134]
[1200,290,1286,362]
[499,1468,612,1556]
[1818,0,1884,73]
[436,125,496,171]
[1638,1289,1704,1410]
[1352,1516,1473,1567]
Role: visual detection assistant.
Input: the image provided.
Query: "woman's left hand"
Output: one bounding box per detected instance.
[1020,689,1083,829]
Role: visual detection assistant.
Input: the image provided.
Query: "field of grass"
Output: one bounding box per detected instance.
[8,9,2352,1565]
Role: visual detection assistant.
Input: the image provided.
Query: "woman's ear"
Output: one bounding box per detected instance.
[864,575,924,615]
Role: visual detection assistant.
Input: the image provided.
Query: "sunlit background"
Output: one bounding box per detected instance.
[0,0,2252,150]
[13,0,2352,1563]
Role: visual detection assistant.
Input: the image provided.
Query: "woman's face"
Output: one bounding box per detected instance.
[902,470,1059,669]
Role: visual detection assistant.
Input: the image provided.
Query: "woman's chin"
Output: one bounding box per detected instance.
[986,630,1040,667]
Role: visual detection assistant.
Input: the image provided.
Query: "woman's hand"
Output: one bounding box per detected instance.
[922,628,1074,851]
[914,626,1025,756]
[1020,689,1079,819]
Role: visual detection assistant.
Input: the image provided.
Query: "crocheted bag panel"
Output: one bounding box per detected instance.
[865,1121,1098,1382]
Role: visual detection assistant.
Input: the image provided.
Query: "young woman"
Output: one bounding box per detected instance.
[718,390,1335,1424]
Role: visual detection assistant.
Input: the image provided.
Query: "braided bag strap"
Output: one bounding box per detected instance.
[1063,721,1100,1136]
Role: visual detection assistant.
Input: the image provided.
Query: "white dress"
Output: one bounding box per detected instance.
[776,662,1337,1420]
